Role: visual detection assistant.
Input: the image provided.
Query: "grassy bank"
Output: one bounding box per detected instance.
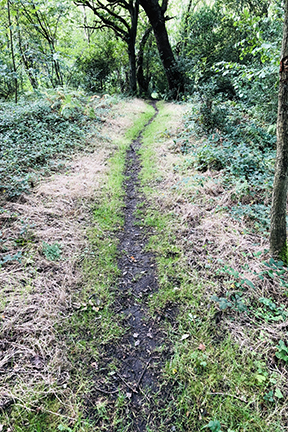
[137,101,288,431]
[0,99,155,431]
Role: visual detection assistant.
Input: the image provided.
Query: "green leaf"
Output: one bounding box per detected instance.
[202,420,221,432]
[264,391,274,402]
[255,374,266,384]
[242,279,255,289]
[275,388,284,399]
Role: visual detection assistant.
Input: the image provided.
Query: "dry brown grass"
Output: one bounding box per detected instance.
[0,96,145,419]
[149,101,288,392]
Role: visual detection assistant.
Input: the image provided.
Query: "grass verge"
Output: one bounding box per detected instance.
[52,101,156,430]
[137,101,288,431]
[0,99,155,432]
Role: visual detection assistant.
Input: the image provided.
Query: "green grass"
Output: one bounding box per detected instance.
[137,101,286,431]
[4,98,286,431]
[59,101,157,429]
[1,100,156,432]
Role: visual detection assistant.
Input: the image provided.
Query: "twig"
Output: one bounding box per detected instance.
[117,373,138,394]
[14,404,77,421]
[94,387,119,395]
[276,321,288,329]
[135,359,150,390]
[209,392,246,402]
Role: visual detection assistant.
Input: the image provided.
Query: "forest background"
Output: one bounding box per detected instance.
[0,0,283,245]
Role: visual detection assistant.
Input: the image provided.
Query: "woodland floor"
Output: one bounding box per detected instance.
[1,98,288,431]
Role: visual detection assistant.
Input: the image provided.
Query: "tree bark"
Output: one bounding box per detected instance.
[137,26,152,94]
[270,0,288,260]
[128,39,137,94]
[7,0,18,103]
[139,0,184,99]
[127,0,139,94]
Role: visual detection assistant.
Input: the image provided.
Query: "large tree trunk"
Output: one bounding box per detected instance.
[127,0,139,94]
[128,39,137,94]
[270,0,288,260]
[139,0,184,99]
[137,26,152,95]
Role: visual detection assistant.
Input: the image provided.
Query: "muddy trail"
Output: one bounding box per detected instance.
[86,102,174,431]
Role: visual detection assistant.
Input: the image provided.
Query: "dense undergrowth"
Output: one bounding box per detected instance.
[175,96,276,234]
[0,89,108,201]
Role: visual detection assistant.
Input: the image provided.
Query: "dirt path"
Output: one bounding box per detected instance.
[86,102,172,431]
[2,98,284,432]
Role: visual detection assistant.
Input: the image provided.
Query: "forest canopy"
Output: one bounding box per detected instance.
[0,0,281,103]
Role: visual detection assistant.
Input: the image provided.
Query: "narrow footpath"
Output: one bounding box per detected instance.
[89,102,171,431]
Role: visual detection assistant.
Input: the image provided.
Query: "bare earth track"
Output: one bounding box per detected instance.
[86,102,174,431]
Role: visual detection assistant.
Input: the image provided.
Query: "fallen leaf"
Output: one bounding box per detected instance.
[181,334,190,341]
[198,343,206,352]
[91,362,98,370]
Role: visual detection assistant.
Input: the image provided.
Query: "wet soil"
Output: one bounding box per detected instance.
[86,102,174,431]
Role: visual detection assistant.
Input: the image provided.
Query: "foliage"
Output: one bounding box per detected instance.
[0,88,100,200]
[202,420,222,432]
[177,0,282,121]
[42,242,62,261]
[182,98,275,233]
[275,340,288,364]
[70,37,124,93]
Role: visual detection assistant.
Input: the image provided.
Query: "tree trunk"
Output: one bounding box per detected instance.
[127,0,139,94]
[137,26,152,95]
[270,0,288,260]
[7,0,18,103]
[139,0,184,99]
[128,39,137,94]
[17,15,38,90]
